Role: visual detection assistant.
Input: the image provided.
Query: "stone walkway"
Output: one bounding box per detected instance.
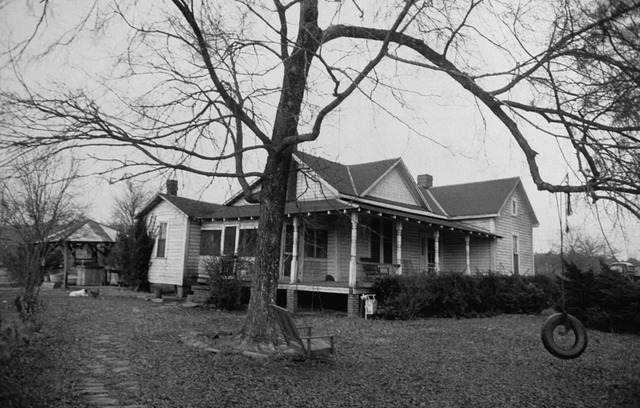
[75,333,145,408]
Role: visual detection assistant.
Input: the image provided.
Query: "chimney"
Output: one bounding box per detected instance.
[417,174,433,189]
[166,179,178,196]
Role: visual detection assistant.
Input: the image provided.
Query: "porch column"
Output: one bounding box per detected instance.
[465,234,470,273]
[290,216,299,284]
[396,221,403,274]
[348,212,358,288]
[234,222,241,254]
[434,230,440,271]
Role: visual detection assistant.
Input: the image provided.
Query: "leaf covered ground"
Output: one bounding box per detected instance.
[1,288,639,407]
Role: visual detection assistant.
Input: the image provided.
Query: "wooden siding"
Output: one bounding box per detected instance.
[147,200,189,286]
[297,170,338,201]
[439,232,494,273]
[494,187,535,275]
[184,219,201,280]
[367,168,419,206]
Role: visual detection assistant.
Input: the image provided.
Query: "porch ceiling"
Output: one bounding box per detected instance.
[352,202,500,238]
[205,198,498,238]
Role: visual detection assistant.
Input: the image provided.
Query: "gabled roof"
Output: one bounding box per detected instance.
[294,152,429,209]
[45,219,118,243]
[427,177,539,225]
[137,194,225,219]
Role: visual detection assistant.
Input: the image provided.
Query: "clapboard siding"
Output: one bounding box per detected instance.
[494,188,535,275]
[368,168,419,206]
[147,200,188,286]
[185,219,201,280]
[297,170,338,201]
[399,223,422,272]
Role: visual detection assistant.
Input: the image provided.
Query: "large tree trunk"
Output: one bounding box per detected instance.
[241,148,294,344]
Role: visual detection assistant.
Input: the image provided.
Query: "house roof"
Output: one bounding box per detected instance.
[45,219,118,243]
[137,194,225,219]
[204,199,356,220]
[426,177,539,225]
[294,151,403,197]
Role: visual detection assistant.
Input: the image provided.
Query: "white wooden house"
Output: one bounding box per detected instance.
[138,152,539,315]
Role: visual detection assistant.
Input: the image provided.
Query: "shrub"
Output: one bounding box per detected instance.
[203,255,250,311]
[373,271,560,320]
[106,219,154,291]
[562,263,640,334]
[374,274,435,320]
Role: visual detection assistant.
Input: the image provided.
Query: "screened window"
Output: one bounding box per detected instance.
[200,230,221,256]
[304,228,328,259]
[156,223,167,258]
[238,229,258,257]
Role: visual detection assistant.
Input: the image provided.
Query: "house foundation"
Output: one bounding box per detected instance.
[286,288,298,312]
[347,293,360,318]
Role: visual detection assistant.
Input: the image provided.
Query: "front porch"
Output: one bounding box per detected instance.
[204,200,499,317]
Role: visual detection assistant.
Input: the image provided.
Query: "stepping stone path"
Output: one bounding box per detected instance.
[75,333,144,408]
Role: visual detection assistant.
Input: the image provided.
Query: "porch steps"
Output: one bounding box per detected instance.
[187,285,210,303]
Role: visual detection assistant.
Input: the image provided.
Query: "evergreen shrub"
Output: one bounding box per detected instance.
[373,271,558,320]
[562,263,640,334]
[204,255,250,311]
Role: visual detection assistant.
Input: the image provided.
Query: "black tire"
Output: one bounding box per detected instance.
[541,313,588,360]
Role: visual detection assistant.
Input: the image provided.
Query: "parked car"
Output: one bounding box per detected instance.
[608,262,640,281]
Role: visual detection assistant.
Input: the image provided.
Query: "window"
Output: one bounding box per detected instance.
[238,229,258,257]
[304,228,328,258]
[156,223,167,258]
[511,199,518,216]
[200,230,221,256]
[512,235,520,275]
[223,227,237,255]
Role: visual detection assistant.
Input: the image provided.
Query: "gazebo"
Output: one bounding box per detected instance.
[46,219,118,288]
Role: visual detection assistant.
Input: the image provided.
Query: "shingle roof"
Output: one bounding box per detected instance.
[205,199,355,220]
[294,151,399,196]
[158,194,225,218]
[426,177,521,217]
[45,219,118,243]
[137,194,224,219]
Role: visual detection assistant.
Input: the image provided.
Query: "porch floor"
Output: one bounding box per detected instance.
[278,280,375,294]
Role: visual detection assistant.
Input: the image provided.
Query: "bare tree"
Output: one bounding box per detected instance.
[110,179,154,232]
[0,154,82,320]
[0,0,639,345]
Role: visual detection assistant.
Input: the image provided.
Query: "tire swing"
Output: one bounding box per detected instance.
[540,191,588,360]
[541,312,587,359]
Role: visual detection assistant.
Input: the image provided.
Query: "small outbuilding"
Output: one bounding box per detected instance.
[45,219,118,288]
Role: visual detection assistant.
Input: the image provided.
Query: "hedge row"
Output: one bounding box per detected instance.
[372,271,558,320]
[372,267,640,335]
[563,263,640,334]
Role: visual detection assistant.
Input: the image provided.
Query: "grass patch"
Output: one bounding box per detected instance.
[1,288,639,407]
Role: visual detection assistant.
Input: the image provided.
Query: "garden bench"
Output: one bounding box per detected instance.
[360,258,394,281]
[271,304,335,358]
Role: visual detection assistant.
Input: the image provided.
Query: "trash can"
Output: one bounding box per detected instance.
[361,294,377,319]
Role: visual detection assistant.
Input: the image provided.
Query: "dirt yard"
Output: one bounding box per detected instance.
[1,287,639,407]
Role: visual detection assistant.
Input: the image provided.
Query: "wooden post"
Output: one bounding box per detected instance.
[63,242,69,289]
[396,221,403,275]
[348,212,358,288]
[434,230,440,272]
[290,216,299,284]
[465,234,470,273]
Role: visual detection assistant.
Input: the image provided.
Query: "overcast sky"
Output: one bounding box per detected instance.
[2,1,639,259]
